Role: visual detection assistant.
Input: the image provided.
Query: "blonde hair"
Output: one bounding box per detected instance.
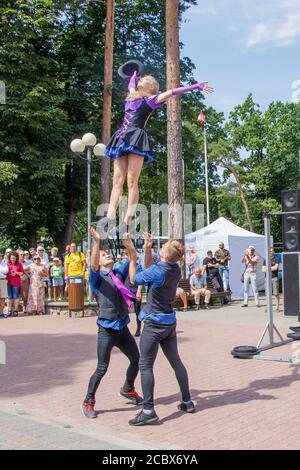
[126,75,159,101]
[164,240,185,263]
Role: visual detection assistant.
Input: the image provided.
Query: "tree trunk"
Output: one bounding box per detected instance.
[100,0,115,207]
[55,159,80,252]
[166,0,183,242]
[62,199,78,247]
[218,159,254,232]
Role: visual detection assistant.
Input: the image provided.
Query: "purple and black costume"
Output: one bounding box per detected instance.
[105,76,206,164]
[105,80,163,164]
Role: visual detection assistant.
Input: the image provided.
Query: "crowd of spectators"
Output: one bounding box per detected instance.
[0,243,87,317]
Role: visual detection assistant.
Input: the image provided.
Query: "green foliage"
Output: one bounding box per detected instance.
[1,0,299,249]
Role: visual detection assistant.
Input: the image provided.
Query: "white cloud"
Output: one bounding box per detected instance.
[189,0,300,48]
[246,9,300,47]
[192,6,217,15]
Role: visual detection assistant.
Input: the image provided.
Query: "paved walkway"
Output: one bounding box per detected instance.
[1,300,300,450]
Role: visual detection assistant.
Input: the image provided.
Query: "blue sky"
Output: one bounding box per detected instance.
[181,0,300,116]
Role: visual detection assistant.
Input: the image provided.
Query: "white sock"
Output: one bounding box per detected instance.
[143,409,154,415]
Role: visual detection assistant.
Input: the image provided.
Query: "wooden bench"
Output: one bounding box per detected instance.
[206,278,231,306]
[174,278,231,308]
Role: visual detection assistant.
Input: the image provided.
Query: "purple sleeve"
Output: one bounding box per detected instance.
[128,74,138,91]
[146,95,165,110]
[172,83,205,96]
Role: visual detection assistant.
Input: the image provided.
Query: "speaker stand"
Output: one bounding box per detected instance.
[232,212,298,363]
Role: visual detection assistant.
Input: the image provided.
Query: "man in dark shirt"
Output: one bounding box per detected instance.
[81,227,143,419]
[202,250,224,292]
[215,242,231,291]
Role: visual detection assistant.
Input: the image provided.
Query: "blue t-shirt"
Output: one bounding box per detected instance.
[90,259,130,331]
[133,261,177,325]
[190,274,206,289]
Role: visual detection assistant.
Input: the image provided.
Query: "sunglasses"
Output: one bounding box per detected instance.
[34,257,41,261]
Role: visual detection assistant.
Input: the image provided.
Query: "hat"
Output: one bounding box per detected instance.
[5,248,12,253]
[219,241,224,245]
[249,245,255,250]
[118,59,144,79]
[53,257,60,261]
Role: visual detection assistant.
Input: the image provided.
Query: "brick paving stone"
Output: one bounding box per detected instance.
[1,303,300,450]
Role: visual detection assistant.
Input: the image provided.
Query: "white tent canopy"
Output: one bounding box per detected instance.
[185,217,267,300]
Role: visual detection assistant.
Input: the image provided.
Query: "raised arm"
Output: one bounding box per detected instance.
[143,232,154,268]
[128,71,138,93]
[123,234,138,285]
[155,82,214,104]
[90,227,101,272]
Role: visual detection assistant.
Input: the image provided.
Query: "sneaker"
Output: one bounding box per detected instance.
[194,305,200,311]
[129,410,159,426]
[241,304,248,308]
[256,305,261,308]
[11,311,18,317]
[4,311,12,318]
[204,304,209,310]
[109,222,128,239]
[177,401,195,413]
[119,388,143,405]
[80,402,97,419]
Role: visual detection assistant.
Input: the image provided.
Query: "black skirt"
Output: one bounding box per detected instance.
[105,127,154,163]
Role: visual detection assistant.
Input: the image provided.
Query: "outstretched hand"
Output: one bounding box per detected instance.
[143,232,153,250]
[123,233,137,261]
[202,82,214,93]
[89,226,101,243]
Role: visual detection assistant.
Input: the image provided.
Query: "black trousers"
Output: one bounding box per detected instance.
[85,324,140,403]
[139,321,191,410]
[208,274,224,292]
[133,299,142,332]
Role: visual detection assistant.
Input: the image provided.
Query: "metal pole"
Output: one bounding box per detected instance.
[87,147,92,304]
[204,127,210,225]
[264,214,274,344]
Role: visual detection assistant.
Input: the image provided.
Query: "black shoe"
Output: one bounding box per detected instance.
[177,401,195,413]
[129,410,159,426]
[241,304,248,307]
[96,217,115,235]
[0,313,5,319]
[119,387,143,405]
[11,311,18,317]
[256,305,261,308]
[80,402,97,419]
[109,222,128,239]
[4,311,12,318]
[134,330,141,337]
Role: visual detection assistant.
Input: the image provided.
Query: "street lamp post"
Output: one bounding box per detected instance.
[70,134,106,304]
[198,112,210,226]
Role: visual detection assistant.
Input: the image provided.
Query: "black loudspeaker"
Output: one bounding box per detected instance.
[282,252,300,318]
[282,189,300,252]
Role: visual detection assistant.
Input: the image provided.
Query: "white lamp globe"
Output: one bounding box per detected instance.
[70,138,85,154]
[82,133,97,147]
[93,143,106,157]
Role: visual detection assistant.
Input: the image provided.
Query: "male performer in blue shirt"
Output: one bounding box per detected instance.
[123,233,195,426]
[81,227,143,419]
